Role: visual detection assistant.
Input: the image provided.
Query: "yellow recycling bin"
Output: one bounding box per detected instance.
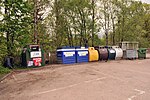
[88,47,99,62]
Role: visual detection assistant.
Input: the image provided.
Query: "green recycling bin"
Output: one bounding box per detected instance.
[21,44,45,67]
[138,48,147,59]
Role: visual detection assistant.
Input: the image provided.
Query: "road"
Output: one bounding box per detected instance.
[0,59,150,100]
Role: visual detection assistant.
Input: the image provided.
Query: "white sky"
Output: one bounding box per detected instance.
[0,0,149,21]
[140,0,150,4]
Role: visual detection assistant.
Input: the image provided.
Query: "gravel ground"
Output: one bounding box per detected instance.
[0,59,150,100]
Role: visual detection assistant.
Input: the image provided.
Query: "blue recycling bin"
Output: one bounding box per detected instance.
[57,47,76,64]
[75,47,89,63]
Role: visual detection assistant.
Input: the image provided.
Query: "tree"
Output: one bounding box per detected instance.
[32,0,49,44]
[46,0,96,47]
[98,0,112,45]
[0,0,33,56]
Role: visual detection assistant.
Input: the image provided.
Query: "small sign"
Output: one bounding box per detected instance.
[30,51,42,58]
[27,61,33,67]
[33,58,42,66]
[64,52,75,57]
[110,50,115,53]
[78,51,88,56]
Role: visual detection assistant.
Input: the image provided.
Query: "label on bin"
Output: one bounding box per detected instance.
[30,51,42,58]
[109,50,115,53]
[27,61,33,67]
[78,51,88,56]
[64,52,75,57]
[33,58,42,66]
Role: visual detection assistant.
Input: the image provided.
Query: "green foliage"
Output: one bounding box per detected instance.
[0,35,7,64]
[0,65,11,74]
[0,0,33,58]
[45,0,97,47]
[110,0,150,47]
[0,0,34,66]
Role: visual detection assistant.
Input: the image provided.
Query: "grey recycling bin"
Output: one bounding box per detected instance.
[124,49,137,59]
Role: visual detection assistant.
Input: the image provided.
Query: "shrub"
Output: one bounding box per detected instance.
[0,65,11,74]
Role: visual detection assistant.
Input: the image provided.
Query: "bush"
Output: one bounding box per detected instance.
[0,65,11,74]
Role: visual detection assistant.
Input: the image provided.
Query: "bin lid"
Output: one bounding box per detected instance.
[88,47,95,50]
[112,46,120,49]
[105,46,112,49]
[138,48,147,50]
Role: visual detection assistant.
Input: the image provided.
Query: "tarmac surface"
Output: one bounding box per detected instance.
[0,59,150,100]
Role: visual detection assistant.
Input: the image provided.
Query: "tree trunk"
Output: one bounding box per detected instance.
[112,17,115,45]
[105,30,108,46]
[5,0,11,55]
[92,0,95,46]
[78,9,83,46]
[68,26,73,46]
[33,0,38,44]
[54,0,61,47]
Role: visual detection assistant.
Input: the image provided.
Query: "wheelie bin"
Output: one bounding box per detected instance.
[94,46,108,61]
[3,56,14,68]
[88,47,99,62]
[138,48,147,59]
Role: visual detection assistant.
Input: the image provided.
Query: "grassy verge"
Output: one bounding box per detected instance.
[0,66,11,79]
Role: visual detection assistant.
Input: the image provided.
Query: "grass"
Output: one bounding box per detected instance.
[0,65,11,79]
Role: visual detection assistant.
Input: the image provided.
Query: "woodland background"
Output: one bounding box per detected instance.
[0,0,150,67]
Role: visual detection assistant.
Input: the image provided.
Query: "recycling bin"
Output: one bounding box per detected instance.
[105,46,116,60]
[138,48,147,59]
[112,46,123,59]
[88,47,99,62]
[75,47,89,63]
[146,48,150,59]
[124,49,137,59]
[3,56,13,68]
[57,47,76,64]
[94,46,108,61]
[21,45,45,67]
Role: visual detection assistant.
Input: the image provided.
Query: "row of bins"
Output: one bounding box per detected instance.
[57,46,124,64]
[95,46,123,60]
